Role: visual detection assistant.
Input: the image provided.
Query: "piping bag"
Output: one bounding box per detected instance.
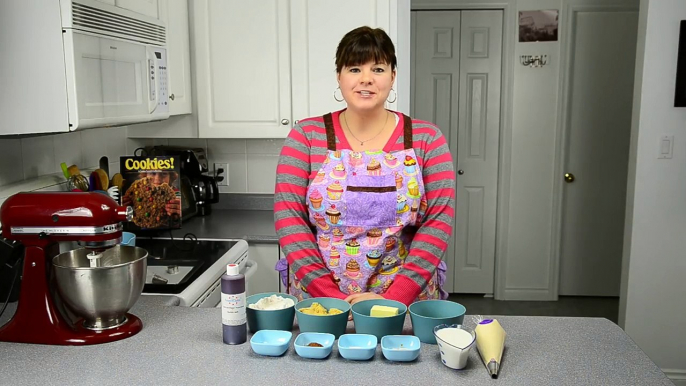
[473,316,507,378]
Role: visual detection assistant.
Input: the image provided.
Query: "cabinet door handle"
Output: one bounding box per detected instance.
[169,93,175,101]
[281,119,290,125]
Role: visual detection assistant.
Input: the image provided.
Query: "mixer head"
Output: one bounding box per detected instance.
[0,192,133,248]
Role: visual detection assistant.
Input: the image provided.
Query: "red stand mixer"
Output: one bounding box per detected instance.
[0,192,147,345]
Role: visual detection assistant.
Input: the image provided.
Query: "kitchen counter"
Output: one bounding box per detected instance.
[0,296,672,386]
[167,209,278,244]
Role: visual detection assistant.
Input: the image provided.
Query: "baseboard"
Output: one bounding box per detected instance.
[500,288,555,301]
[664,368,686,385]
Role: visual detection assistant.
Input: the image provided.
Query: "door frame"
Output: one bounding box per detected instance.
[411,0,515,299]
[551,1,640,300]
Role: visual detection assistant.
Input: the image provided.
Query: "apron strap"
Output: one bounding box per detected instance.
[402,114,413,150]
[323,113,337,151]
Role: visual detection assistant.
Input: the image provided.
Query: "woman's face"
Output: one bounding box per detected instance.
[337,61,396,113]
[147,172,171,185]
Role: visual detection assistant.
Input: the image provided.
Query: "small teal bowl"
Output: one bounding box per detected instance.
[351,299,407,341]
[293,332,335,359]
[295,297,351,338]
[408,300,466,344]
[249,330,292,357]
[381,335,421,362]
[337,334,377,361]
[121,232,136,246]
[246,292,298,333]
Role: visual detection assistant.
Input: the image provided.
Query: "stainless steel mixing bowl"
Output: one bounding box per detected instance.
[52,245,148,330]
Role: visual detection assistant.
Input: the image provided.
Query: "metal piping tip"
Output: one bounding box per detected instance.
[487,359,500,378]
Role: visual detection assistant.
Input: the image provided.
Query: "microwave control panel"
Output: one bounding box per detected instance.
[150,47,169,114]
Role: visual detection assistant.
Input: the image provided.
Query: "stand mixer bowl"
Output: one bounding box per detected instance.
[52,245,147,330]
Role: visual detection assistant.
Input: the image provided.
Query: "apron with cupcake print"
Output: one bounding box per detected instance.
[277,112,447,302]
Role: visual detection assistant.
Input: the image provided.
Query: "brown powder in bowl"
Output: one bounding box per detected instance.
[307,342,323,347]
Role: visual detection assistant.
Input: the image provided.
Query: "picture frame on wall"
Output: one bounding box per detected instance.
[674,20,686,107]
[519,10,559,42]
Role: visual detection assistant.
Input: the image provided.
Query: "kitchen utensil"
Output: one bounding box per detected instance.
[60,162,89,191]
[474,318,507,378]
[0,192,140,345]
[351,299,407,341]
[53,245,147,329]
[337,334,377,361]
[408,300,466,344]
[99,156,109,177]
[249,330,292,356]
[433,324,477,370]
[110,173,124,192]
[381,335,421,362]
[90,169,109,190]
[294,297,350,339]
[293,332,335,359]
[246,292,298,333]
[107,186,119,201]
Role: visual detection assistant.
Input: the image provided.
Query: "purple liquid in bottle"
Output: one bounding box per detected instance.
[221,264,247,345]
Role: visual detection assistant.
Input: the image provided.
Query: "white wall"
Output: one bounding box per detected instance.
[621,0,686,381]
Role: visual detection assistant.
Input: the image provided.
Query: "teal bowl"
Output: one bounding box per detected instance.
[351,299,407,341]
[294,297,351,339]
[408,300,466,344]
[246,292,298,333]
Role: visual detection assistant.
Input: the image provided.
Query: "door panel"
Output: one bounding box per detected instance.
[559,10,638,296]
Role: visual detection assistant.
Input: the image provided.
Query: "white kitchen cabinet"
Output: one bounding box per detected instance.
[158,0,193,115]
[192,0,293,138]
[290,0,399,119]
[247,243,280,297]
[115,0,158,18]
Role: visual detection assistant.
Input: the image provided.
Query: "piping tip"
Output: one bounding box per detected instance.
[487,359,500,378]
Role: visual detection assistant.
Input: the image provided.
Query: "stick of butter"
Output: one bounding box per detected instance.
[370,305,399,317]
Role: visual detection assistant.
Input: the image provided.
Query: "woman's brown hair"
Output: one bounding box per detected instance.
[335,26,397,73]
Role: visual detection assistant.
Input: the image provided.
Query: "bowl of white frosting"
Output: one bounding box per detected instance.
[246,292,299,333]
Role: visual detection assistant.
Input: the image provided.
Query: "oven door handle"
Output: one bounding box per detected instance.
[242,259,258,281]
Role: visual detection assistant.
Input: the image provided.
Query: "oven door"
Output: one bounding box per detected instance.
[64,30,169,129]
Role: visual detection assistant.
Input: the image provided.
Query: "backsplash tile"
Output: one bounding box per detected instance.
[22,135,55,180]
[0,126,128,193]
[210,152,248,193]
[207,139,246,155]
[168,138,207,151]
[246,154,278,193]
[246,138,284,155]
[53,132,82,173]
[0,139,24,186]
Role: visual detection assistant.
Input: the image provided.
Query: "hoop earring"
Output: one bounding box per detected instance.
[333,87,344,102]
[387,88,397,103]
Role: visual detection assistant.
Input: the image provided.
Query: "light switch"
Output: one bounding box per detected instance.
[658,135,674,159]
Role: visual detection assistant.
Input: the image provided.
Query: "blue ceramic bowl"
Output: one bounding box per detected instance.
[381,335,421,362]
[121,232,136,246]
[249,330,292,357]
[408,300,466,344]
[294,298,351,338]
[246,292,298,333]
[351,299,407,341]
[293,332,335,359]
[337,334,377,361]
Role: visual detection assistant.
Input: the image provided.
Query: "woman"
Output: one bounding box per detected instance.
[274,26,455,306]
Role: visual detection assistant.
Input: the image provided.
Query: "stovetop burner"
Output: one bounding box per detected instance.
[137,238,238,295]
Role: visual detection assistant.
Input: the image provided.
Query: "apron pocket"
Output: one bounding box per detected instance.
[344,175,397,228]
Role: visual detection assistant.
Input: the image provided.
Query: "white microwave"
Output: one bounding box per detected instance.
[0,0,170,135]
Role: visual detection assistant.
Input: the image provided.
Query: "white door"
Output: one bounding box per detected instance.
[558,10,639,296]
[412,10,502,293]
[290,0,395,120]
[193,0,292,138]
[158,0,192,115]
[116,0,158,18]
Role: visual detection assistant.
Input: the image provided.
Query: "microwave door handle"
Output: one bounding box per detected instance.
[147,48,158,113]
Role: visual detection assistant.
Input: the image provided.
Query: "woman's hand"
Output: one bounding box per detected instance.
[344,292,384,306]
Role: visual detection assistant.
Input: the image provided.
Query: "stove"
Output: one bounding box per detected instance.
[138,237,250,307]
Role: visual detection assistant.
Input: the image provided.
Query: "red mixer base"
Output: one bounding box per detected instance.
[0,313,143,346]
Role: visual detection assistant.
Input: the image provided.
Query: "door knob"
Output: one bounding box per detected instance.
[281,119,290,125]
[564,173,575,183]
[169,93,175,101]
[457,170,464,175]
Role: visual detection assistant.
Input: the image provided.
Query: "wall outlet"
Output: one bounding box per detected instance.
[214,162,229,186]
